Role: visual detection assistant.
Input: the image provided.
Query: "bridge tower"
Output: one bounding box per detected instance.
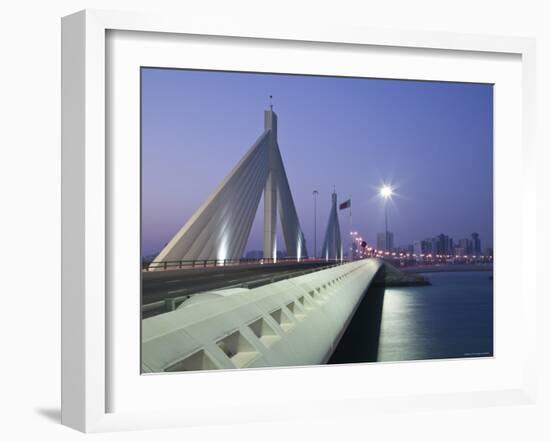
[321,191,343,261]
[152,108,308,265]
[263,109,278,261]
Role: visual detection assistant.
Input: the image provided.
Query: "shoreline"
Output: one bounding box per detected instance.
[374,263,431,287]
[400,263,493,274]
[373,262,493,287]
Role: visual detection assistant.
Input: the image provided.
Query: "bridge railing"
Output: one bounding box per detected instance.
[142,256,347,271]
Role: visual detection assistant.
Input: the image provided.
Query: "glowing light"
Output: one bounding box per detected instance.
[380,185,393,199]
[217,231,229,263]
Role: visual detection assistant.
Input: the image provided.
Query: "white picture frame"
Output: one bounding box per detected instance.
[61,9,537,433]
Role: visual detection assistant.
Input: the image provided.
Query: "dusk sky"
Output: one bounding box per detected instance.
[141,68,493,257]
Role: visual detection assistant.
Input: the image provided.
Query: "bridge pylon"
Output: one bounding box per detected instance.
[152,108,308,265]
[321,191,344,261]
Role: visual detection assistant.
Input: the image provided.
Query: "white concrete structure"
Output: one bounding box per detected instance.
[142,259,382,372]
[321,191,344,261]
[153,109,308,263]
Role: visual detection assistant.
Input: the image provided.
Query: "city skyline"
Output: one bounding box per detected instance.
[141,68,493,258]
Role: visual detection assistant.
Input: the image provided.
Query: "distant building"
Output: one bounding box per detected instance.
[458,238,472,255]
[421,238,435,255]
[410,233,483,258]
[377,231,394,252]
[436,233,451,255]
[471,232,481,255]
[395,245,412,255]
[454,247,464,256]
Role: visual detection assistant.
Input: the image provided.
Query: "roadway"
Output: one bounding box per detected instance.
[142,261,336,317]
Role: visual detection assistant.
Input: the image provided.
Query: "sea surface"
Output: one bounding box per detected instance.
[329,271,494,364]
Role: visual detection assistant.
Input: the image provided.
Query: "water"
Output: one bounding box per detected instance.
[329,271,493,364]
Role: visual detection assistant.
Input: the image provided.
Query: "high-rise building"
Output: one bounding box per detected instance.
[454,247,466,257]
[458,238,472,255]
[471,232,481,255]
[421,238,434,254]
[377,231,394,252]
[436,233,451,255]
[430,237,438,254]
[376,233,384,251]
[413,240,422,256]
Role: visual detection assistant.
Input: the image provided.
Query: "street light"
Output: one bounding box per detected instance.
[312,190,319,259]
[380,185,393,199]
[379,185,393,253]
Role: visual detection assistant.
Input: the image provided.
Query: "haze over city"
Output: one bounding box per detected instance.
[141,68,493,258]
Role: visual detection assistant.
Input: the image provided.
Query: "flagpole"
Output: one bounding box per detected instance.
[312,190,318,259]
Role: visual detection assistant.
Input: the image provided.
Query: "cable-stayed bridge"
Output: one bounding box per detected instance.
[142,108,381,372]
[143,107,347,308]
[152,108,309,265]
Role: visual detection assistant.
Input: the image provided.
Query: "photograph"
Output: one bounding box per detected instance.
[140,68,494,373]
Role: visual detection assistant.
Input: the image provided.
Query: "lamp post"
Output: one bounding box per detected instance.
[312,190,318,259]
[380,185,393,253]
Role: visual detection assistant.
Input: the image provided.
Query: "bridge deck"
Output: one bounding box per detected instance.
[142,259,383,372]
[142,261,337,317]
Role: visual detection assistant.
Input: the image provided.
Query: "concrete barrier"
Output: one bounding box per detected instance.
[142,258,382,373]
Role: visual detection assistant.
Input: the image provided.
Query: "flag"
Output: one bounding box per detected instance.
[339,199,351,210]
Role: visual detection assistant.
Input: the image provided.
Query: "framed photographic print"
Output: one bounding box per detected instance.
[140,67,495,373]
[61,9,537,432]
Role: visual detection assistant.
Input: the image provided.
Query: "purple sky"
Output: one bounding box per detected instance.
[141,68,493,257]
